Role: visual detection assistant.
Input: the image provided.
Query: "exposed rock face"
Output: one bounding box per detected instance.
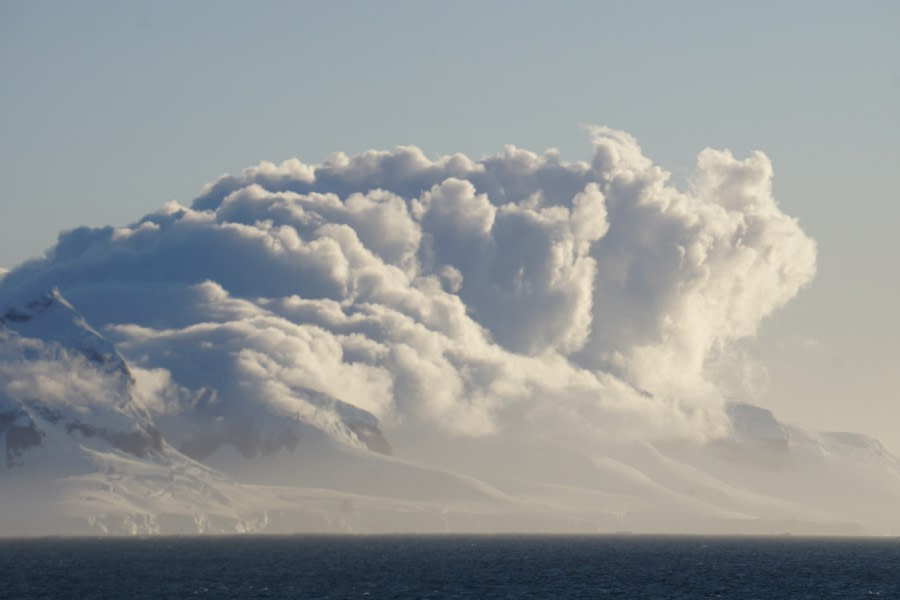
[347,420,392,456]
[0,289,392,473]
[65,421,163,457]
[726,402,790,453]
[3,290,900,537]
[1,409,43,467]
[689,402,792,470]
[179,426,301,461]
[1,288,132,379]
[0,290,166,469]
[0,292,276,535]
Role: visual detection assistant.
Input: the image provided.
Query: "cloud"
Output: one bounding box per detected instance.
[0,328,164,466]
[0,332,127,417]
[0,127,816,445]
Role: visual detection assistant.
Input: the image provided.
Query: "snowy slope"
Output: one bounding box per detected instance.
[2,289,900,535]
[1,287,130,378]
[656,403,900,534]
[0,292,270,534]
[0,290,631,535]
[0,292,159,472]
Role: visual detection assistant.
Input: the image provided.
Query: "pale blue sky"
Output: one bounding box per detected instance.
[1,1,898,448]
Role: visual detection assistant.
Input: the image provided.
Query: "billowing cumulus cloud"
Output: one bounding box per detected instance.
[0,127,816,447]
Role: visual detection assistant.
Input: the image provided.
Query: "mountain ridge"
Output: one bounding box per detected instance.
[2,288,899,536]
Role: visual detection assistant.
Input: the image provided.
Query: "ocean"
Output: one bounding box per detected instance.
[1,535,898,599]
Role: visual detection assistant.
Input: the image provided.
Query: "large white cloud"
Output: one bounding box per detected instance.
[0,127,816,445]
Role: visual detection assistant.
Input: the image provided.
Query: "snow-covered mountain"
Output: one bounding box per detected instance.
[2,289,899,535]
[0,132,897,536]
[1,289,158,470]
[0,290,602,535]
[1,287,129,378]
[1,286,391,459]
[0,292,271,534]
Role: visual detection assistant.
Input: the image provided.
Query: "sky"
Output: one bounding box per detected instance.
[1,0,898,452]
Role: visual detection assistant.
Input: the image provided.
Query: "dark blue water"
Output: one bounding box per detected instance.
[1,535,898,599]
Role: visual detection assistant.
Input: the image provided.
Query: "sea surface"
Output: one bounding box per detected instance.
[1,535,898,599]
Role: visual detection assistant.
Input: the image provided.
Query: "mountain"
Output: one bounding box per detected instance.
[0,290,601,534]
[1,285,392,459]
[2,289,900,536]
[0,292,273,534]
[1,289,159,470]
[394,415,900,536]
[1,287,129,378]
